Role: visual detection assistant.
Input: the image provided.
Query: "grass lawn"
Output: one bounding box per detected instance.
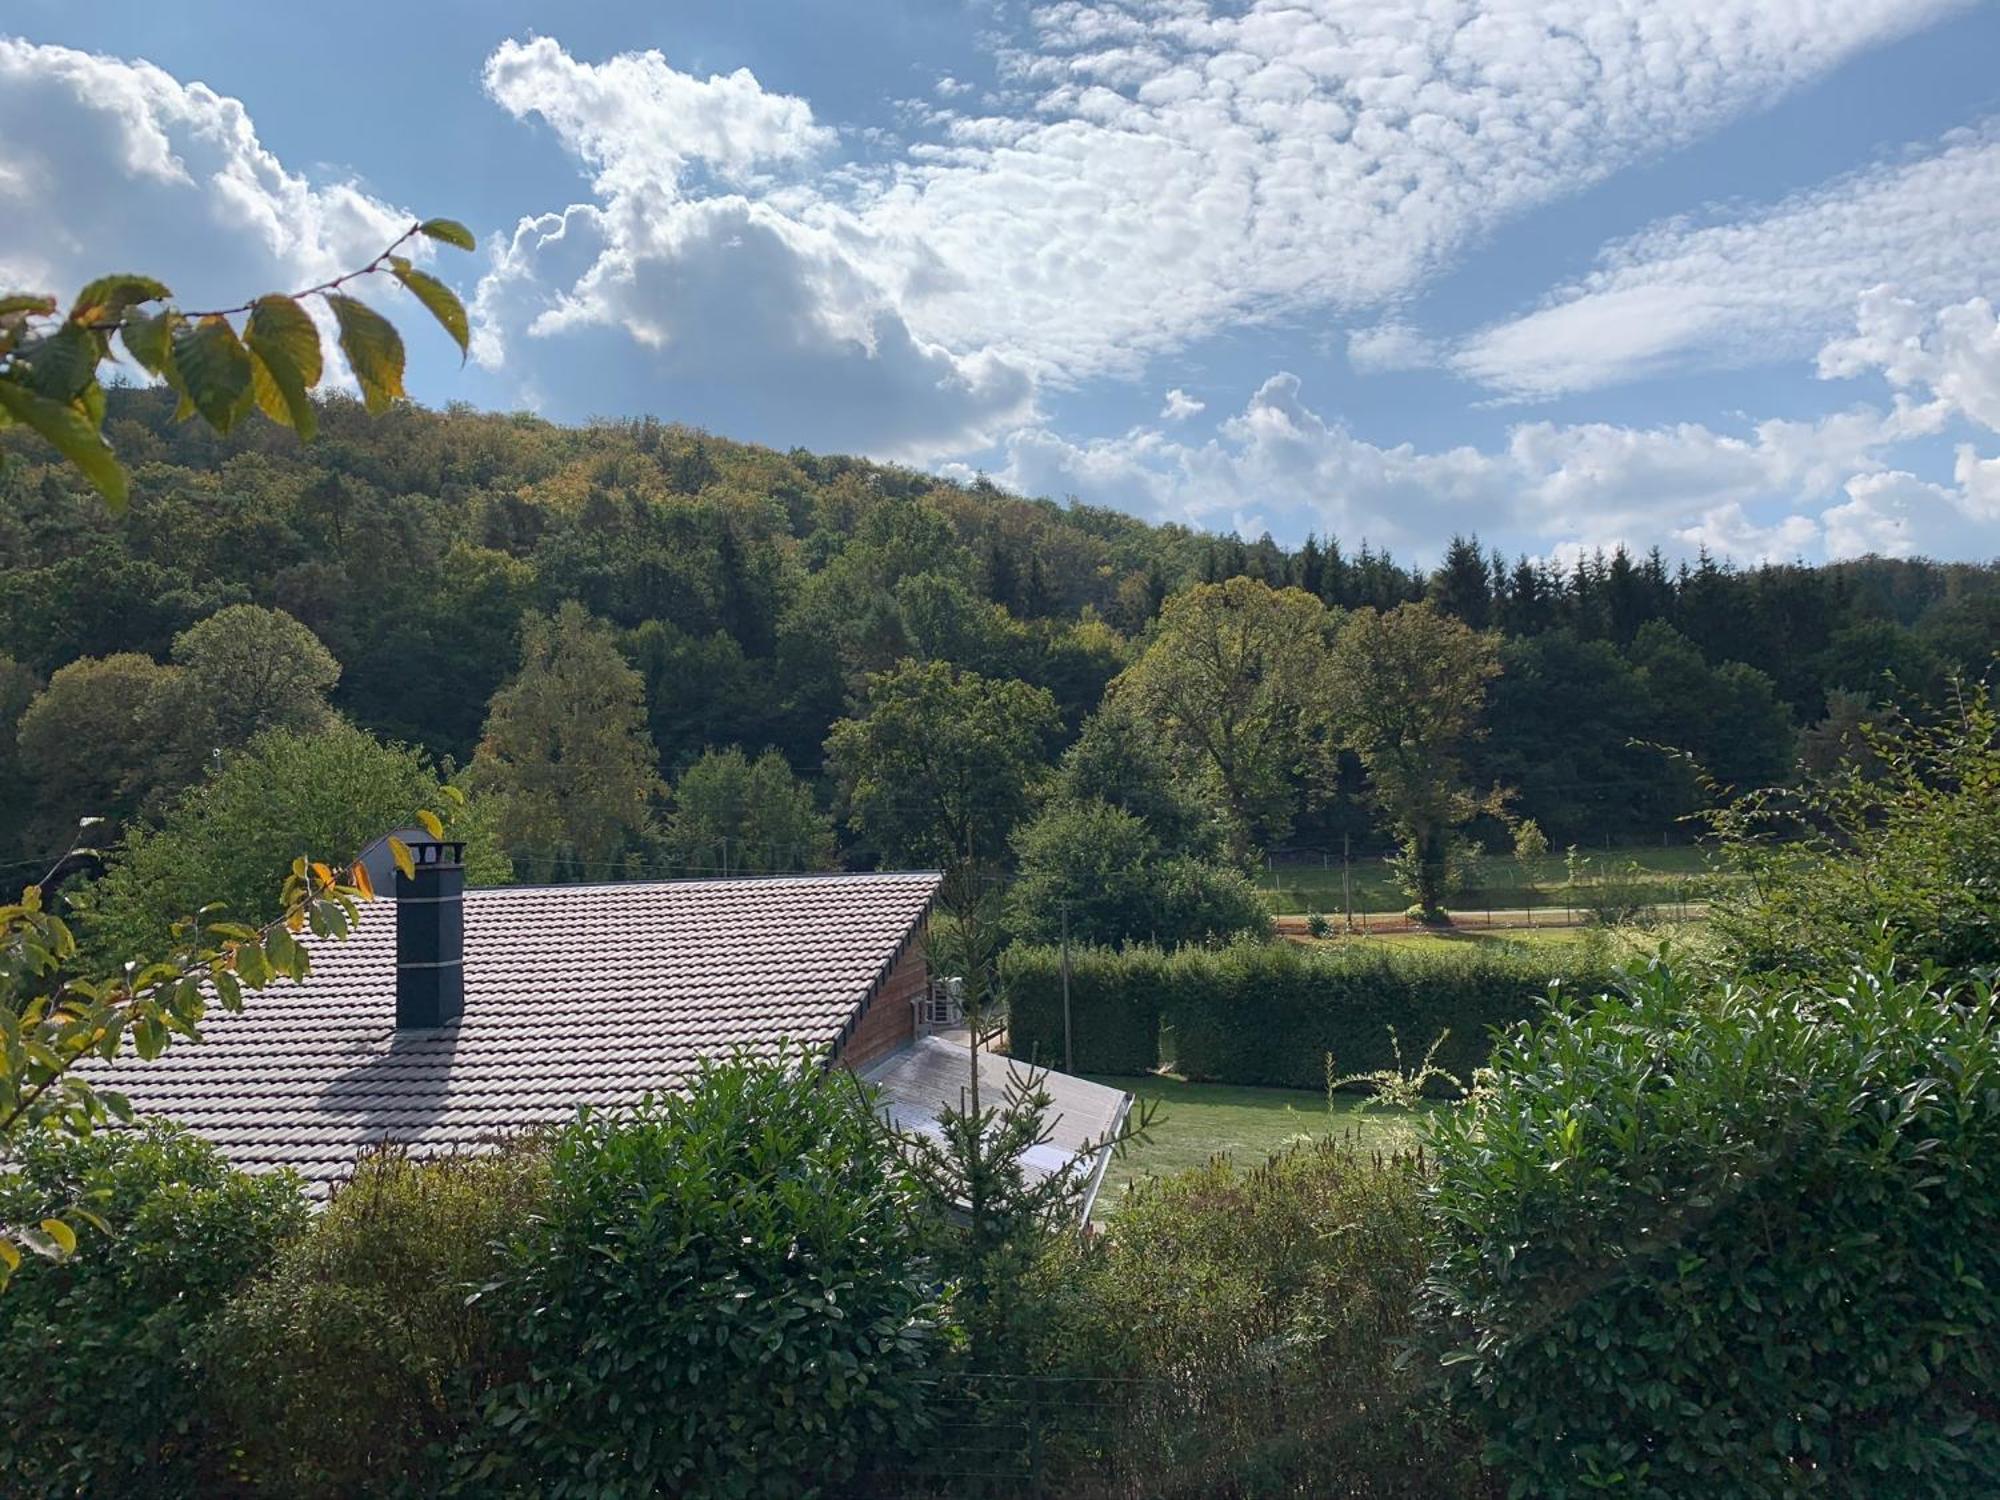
[1086,1073,1428,1200]
[1337,919,1712,961]
[1262,843,1718,915]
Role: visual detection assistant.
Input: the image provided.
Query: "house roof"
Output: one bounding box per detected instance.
[89,871,942,1196]
[860,1035,1134,1221]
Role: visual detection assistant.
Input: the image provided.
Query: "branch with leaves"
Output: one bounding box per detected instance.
[0,217,475,508]
[0,804,457,1284]
[0,217,476,1288]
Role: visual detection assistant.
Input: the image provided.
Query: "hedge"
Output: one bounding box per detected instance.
[1429,959,2000,1494]
[1004,943,1169,1075]
[1006,939,1616,1087]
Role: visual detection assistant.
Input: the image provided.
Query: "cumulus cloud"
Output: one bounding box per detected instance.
[473,38,1032,457]
[466,3,1965,449]
[994,371,1960,564]
[1819,286,2000,431]
[1455,124,2000,396]
[1159,387,1204,421]
[0,38,409,313]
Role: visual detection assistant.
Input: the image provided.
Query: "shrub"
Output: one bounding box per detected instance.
[1023,1140,1482,1498]
[467,1053,947,1498]
[0,1123,308,1499]
[1005,942,1167,1074]
[1708,684,2000,976]
[1427,960,2000,1497]
[208,1144,548,1497]
[1007,799,1271,949]
[1009,939,1610,1086]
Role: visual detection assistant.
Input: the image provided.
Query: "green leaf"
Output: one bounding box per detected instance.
[172,315,255,432]
[0,376,127,508]
[38,1219,76,1255]
[0,295,56,319]
[244,295,323,441]
[18,323,101,401]
[69,274,171,326]
[417,218,476,252]
[327,294,405,415]
[119,309,179,378]
[390,262,469,359]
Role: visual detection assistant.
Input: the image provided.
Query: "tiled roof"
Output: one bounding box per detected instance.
[87,872,941,1196]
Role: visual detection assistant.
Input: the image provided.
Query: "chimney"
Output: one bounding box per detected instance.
[396,840,465,1029]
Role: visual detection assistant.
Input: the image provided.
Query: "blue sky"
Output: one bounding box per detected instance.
[6,1,2000,565]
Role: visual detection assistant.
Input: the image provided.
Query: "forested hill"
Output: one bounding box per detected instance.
[2,388,1996,867]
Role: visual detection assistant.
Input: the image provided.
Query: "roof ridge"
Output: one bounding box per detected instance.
[465,870,945,897]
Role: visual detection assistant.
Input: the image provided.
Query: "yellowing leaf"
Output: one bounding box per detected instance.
[388,262,469,360]
[39,1219,76,1255]
[0,376,127,508]
[416,808,445,840]
[172,315,254,433]
[69,274,170,326]
[350,861,375,901]
[0,1237,19,1273]
[245,295,323,441]
[387,836,416,881]
[326,294,404,415]
[417,217,476,252]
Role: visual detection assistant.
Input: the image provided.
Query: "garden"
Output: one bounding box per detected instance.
[4,693,1998,1499]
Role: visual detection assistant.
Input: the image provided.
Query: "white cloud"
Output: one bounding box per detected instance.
[1347,321,1439,373]
[467,3,1966,446]
[473,39,1032,457]
[1159,387,1204,421]
[1456,124,2000,396]
[1819,286,2000,431]
[993,371,1964,564]
[0,38,409,313]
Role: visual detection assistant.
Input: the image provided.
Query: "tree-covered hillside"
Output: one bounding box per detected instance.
[2,388,1994,891]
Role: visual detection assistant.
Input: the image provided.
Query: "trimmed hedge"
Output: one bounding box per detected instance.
[1007,939,1614,1086]
[1004,943,1168,1074]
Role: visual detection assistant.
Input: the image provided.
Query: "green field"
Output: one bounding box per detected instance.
[1260,843,1717,916]
[1088,1073,1427,1200]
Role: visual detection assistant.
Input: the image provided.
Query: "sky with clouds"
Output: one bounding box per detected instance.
[6,0,2000,565]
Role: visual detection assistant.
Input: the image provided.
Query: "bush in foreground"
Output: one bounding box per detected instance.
[1027,1139,1481,1498]
[208,1144,548,1496]
[1427,960,2000,1497]
[0,1124,308,1499]
[466,1053,948,1498]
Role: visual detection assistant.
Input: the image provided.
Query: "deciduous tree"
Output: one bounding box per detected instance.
[827,659,1058,868]
[470,602,663,880]
[170,604,340,750]
[664,746,835,875]
[1324,602,1502,922]
[1113,577,1337,860]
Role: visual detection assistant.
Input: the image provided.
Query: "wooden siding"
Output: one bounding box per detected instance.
[838,934,927,1071]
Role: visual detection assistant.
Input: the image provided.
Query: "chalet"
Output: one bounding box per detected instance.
[93,839,1130,1211]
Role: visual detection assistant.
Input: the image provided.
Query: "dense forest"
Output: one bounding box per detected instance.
[2,387,1995,916]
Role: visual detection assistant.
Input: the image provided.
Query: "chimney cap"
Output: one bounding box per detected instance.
[406,839,466,867]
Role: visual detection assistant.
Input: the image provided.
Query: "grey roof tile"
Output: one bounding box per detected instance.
[85,871,941,1197]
